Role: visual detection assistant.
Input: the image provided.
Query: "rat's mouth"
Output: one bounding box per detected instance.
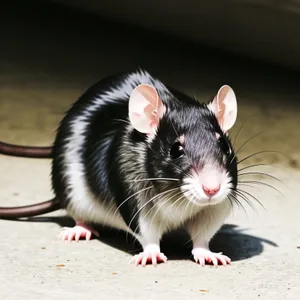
[181,166,233,206]
[187,192,225,206]
[180,182,231,206]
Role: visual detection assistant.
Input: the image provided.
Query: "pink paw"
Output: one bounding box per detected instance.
[192,248,231,267]
[130,244,167,267]
[59,222,99,242]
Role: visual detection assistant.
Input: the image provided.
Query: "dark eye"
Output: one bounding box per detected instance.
[218,136,232,156]
[170,142,184,159]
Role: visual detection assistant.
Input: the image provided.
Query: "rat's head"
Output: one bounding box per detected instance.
[128,83,238,206]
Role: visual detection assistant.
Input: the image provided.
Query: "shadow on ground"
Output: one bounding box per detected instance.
[13,215,278,262]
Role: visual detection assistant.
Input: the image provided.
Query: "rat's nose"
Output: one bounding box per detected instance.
[202,184,220,197]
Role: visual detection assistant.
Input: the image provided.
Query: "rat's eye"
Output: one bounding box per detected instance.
[218,136,232,156]
[170,142,184,159]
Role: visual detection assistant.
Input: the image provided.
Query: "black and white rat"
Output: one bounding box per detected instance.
[0,69,238,267]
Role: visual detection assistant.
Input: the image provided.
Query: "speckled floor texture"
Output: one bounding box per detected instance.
[0,2,299,300]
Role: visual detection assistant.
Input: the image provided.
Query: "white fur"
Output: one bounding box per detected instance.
[186,199,232,250]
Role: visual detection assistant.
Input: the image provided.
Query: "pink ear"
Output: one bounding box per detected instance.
[208,85,237,132]
[128,84,165,134]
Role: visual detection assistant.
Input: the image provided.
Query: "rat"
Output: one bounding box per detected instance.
[0,69,238,267]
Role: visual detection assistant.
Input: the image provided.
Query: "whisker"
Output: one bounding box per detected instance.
[113,118,131,125]
[147,189,185,231]
[232,117,255,147]
[231,131,266,164]
[232,122,245,148]
[144,186,188,245]
[236,132,265,155]
[129,192,177,244]
[155,193,188,233]
[233,189,252,205]
[228,192,248,214]
[128,186,182,229]
[131,197,169,241]
[238,171,286,186]
[166,192,188,215]
[236,188,265,210]
[130,184,187,241]
[131,188,184,240]
[127,178,179,183]
[238,180,284,198]
[175,193,191,218]
[237,150,287,165]
[238,163,275,172]
[183,192,195,220]
[112,186,153,218]
[227,195,234,209]
[235,190,256,210]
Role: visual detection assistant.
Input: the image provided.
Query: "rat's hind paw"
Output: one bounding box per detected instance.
[59,222,99,242]
[192,248,231,267]
[130,244,167,267]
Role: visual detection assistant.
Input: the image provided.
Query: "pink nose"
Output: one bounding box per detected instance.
[202,185,220,197]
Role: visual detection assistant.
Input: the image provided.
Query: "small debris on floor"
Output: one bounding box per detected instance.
[56,264,65,269]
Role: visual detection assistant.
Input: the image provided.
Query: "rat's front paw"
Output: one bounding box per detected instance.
[130,244,167,267]
[192,248,231,267]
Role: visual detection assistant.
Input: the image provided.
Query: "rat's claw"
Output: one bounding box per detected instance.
[68,231,75,242]
[196,256,205,266]
[192,248,231,267]
[141,255,148,267]
[85,230,92,241]
[151,253,157,266]
[75,231,81,242]
[218,255,228,266]
[211,256,218,267]
[157,253,167,263]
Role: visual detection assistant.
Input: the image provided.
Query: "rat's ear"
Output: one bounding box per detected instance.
[128,84,165,134]
[208,85,237,132]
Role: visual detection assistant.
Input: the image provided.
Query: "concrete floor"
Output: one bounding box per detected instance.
[0,2,299,300]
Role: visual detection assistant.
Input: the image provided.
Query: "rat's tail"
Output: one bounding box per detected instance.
[0,198,61,219]
[0,141,58,218]
[0,141,53,158]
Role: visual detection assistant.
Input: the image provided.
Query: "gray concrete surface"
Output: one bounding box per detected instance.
[0,2,299,299]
